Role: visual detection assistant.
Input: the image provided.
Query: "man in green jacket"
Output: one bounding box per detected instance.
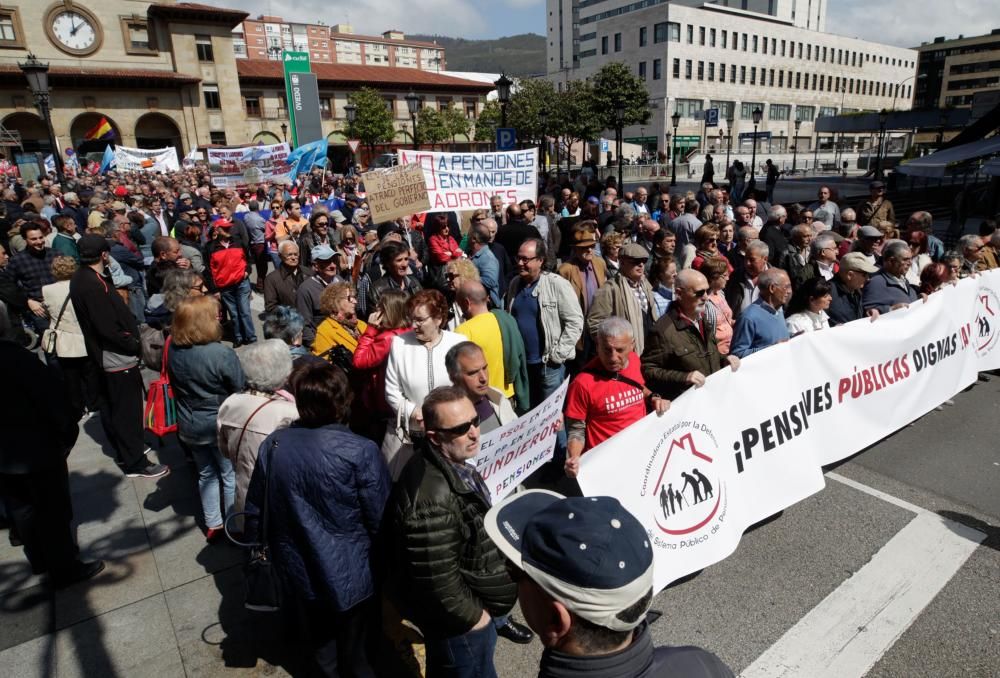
[50,215,80,264]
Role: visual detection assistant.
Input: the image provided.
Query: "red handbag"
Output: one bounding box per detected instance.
[144,337,178,437]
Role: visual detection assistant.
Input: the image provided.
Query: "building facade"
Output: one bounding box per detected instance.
[914,30,1000,109]
[546,0,917,156]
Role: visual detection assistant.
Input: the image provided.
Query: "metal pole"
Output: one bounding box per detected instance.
[37,94,64,183]
[725,131,732,177]
[617,126,623,190]
[671,123,679,187]
[750,122,758,188]
[410,112,418,150]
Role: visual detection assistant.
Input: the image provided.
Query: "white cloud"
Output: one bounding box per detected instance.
[827,0,984,48]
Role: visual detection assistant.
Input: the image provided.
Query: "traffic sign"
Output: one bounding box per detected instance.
[496,128,516,151]
[347,139,360,153]
[705,108,720,127]
[600,139,609,152]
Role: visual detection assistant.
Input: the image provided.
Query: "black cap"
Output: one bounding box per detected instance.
[77,234,110,260]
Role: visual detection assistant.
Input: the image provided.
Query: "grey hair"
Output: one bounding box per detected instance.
[767,205,787,221]
[262,306,305,345]
[737,225,757,242]
[444,341,485,382]
[907,210,933,231]
[959,234,982,251]
[597,316,634,341]
[882,239,910,261]
[747,240,770,258]
[63,191,78,203]
[237,339,293,392]
[161,268,201,312]
[277,239,299,255]
[840,208,857,223]
[469,223,491,245]
[757,267,788,291]
[790,223,815,239]
[812,233,837,256]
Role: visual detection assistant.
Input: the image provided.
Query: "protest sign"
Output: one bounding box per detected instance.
[579,271,1000,592]
[398,149,538,212]
[112,145,180,173]
[362,163,431,222]
[473,379,568,503]
[207,143,292,189]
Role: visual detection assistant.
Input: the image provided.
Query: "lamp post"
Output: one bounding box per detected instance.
[749,107,762,191]
[670,110,680,187]
[937,111,948,147]
[875,108,889,180]
[538,108,548,173]
[725,114,734,176]
[344,103,357,170]
[405,90,421,150]
[791,118,801,173]
[280,122,288,143]
[18,54,63,182]
[614,100,625,190]
[494,72,512,128]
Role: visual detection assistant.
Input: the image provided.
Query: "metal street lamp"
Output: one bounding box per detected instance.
[494,72,513,128]
[344,103,357,170]
[280,122,288,143]
[725,114,734,177]
[792,118,802,172]
[538,108,548,172]
[670,110,681,187]
[614,100,626,190]
[749,107,763,192]
[405,90,421,150]
[19,54,63,182]
[875,108,889,179]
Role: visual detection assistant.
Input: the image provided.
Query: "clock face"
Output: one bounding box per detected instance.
[51,11,97,51]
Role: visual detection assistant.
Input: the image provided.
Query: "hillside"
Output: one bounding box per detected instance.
[408,33,546,77]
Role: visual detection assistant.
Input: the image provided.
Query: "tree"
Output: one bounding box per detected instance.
[440,103,472,150]
[507,77,558,144]
[552,79,604,170]
[345,87,395,158]
[474,100,501,143]
[417,106,448,149]
[589,62,651,132]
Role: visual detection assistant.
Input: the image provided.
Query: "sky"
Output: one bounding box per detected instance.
[229,0,985,47]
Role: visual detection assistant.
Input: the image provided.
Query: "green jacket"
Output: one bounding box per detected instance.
[51,233,80,264]
[491,308,530,414]
[641,306,728,400]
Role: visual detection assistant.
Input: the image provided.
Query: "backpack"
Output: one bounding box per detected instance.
[139,323,167,369]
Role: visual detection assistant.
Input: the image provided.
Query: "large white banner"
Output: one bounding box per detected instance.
[207,143,292,188]
[398,149,538,212]
[579,272,1000,592]
[113,145,180,173]
[474,379,568,503]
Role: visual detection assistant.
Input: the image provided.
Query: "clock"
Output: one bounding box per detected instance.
[45,3,103,57]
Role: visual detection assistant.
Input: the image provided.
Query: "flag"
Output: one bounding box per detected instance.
[44,154,55,175]
[99,145,115,174]
[285,138,328,180]
[84,116,115,141]
[182,148,202,167]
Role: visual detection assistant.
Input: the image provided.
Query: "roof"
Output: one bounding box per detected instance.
[147,3,249,28]
[896,137,1000,178]
[236,61,492,92]
[0,65,199,89]
[329,32,441,49]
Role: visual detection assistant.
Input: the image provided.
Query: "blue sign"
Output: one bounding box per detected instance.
[705,108,720,127]
[600,139,609,152]
[496,128,516,151]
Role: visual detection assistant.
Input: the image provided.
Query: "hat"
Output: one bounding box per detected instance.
[330,209,347,224]
[620,242,650,260]
[311,243,339,261]
[586,196,600,205]
[859,225,883,238]
[214,219,233,230]
[485,490,653,633]
[869,181,886,190]
[180,192,192,200]
[111,201,127,211]
[839,252,879,274]
[77,234,110,260]
[113,186,128,198]
[572,227,598,248]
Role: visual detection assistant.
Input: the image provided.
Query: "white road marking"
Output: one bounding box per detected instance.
[741,489,985,678]
[826,471,929,515]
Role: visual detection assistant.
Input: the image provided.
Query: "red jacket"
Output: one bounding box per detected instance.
[428,234,463,265]
[205,240,249,291]
[353,324,410,416]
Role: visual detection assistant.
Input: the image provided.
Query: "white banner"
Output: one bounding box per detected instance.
[207,143,292,188]
[579,272,1000,592]
[113,145,180,173]
[474,379,568,503]
[398,148,538,212]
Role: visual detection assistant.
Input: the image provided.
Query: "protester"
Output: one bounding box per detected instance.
[827,253,880,326]
[353,289,411,441]
[958,234,985,277]
[263,240,304,312]
[297,244,343,347]
[312,282,367,359]
[724,240,770,320]
[444,257,481,330]
[701,257,735,355]
[204,220,256,347]
[8,222,56,333]
[364,240,422,317]
[146,236,190,296]
[43,256,99,419]
[863,240,921,314]
[785,277,833,336]
[858,181,895,226]
[649,257,677,317]
[587,243,659,355]
[730,268,793,358]
[558,221,607,319]
[919,262,950,295]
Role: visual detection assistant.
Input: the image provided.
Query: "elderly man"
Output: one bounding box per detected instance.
[779,223,816,290]
[863,239,920,314]
[808,186,840,231]
[852,225,884,266]
[146,236,190,296]
[730,268,792,358]
[828,253,880,326]
[50,214,80,264]
[467,223,502,307]
[386,386,517,676]
[296,243,343,346]
[631,187,650,215]
[981,231,1000,271]
[858,181,895,226]
[905,211,944,261]
[958,234,985,277]
[759,205,790,266]
[60,192,88,234]
[565,317,669,477]
[587,243,659,355]
[809,233,840,281]
[724,240,770,320]
[480,217,512,288]
[455,281,513,400]
[558,222,607,318]
[726,224,758,274]
[264,240,305,312]
[670,198,702,251]
[642,269,739,400]
[489,194,506,223]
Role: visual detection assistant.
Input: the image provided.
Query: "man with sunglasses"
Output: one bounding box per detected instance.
[385,386,517,678]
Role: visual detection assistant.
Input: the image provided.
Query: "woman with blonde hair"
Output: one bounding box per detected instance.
[168,295,245,541]
[443,257,480,330]
[312,281,368,358]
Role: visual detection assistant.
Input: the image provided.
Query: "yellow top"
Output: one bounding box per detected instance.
[313,318,368,358]
[455,312,511,397]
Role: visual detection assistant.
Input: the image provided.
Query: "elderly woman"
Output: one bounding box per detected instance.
[443,257,480,330]
[649,256,677,317]
[145,268,207,330]
[312,281,368,359]
[217,339,298,528]
[168,296,246,541]
[905,231,933,286]
[383,289,465,478]
[42,256,98,419]
[785,277,833,336]
[601,230,625,279]
[353,289,411,442]
[245,362,389,677]
[942,251,963,283]
[920,262,950,295]
[262,305,319,368]
[701,257,735,355]
[691,224,732,272]
[336,224,361,279]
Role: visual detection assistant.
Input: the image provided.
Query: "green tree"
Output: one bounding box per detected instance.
[345,87,395,158]
[474,100,501,143]
[507,77,558,144]
[417,106,449,148]
[552,79,604,170]
[440,103,472,150]
[589,62,651,131]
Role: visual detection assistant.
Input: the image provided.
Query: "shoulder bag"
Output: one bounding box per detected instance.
[41,294,72,357]
[143,337,178,437]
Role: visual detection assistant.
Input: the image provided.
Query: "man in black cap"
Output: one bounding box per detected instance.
[70,234,168,478]
[857,181,895,226]
[485,490,734,677]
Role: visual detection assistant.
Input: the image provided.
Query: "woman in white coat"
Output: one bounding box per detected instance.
[43,256,99,419]
[383,289,465,479]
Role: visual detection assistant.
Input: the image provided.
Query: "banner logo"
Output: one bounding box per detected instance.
[645,425,725,537]
[975,289,999,356]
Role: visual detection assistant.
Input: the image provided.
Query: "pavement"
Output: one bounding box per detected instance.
[2,316,998,678]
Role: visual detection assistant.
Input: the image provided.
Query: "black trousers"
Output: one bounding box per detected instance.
[99,366,147,470]
[292,595,376,678]
[0,460,78,577]
[56,356,102,418]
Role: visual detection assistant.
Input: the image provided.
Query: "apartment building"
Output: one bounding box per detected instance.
[914,29,1000,109]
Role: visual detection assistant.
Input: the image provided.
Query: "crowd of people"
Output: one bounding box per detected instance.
[1,160,996,678]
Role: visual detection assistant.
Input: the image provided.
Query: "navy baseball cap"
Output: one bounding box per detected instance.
[485,490,653,632]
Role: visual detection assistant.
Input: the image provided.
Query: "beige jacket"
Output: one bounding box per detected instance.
[42,280,88,358]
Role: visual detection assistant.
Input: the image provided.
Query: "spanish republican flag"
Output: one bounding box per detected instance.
[84,116,115,141]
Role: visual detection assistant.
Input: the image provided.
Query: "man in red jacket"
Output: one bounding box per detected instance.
[205,220,256,346]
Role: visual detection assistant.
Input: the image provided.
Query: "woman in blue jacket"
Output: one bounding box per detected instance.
[246,362,391,678]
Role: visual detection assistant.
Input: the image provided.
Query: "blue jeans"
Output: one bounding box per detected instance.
[220,278,257,344]
[188,442,235,529]
[528,362,568,457]
[424,624,498,678]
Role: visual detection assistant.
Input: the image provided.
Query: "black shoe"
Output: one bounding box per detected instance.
[50,560,106,589]
[126,462,170,479]
[496,618,534,644]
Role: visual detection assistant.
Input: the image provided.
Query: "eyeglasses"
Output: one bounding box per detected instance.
[338,294,358,303]
[315,221,329,227]
[432,415,481,436]
[445,272,460,280]
[689,288,709,298]
[515,255,540,263]
[411,314,435,325]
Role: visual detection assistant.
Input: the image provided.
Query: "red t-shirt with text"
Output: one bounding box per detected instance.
[565,352,646,452]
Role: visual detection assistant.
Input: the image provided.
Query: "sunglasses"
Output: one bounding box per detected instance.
[433,415,481,436]
[684,288,708,298]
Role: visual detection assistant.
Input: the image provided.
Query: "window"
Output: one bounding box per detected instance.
[807,44,812,60]
[0,6,25,48]
[740,66,746,84]
[710,28,716,47]
[673,58,680,78]
[708,63,715,81]
[699,26,705,45]
[769,69,775,87]
[741,102,764,120]
[719,62,726,82]
[654,21,680,43]
[639,26,647,47]
[752,36,758,52]
[697,61,704,80]
[819,106,838,118]
[653,59,662,80]
[121,18,155,54]
[601,36,608,54]
[675,98,703,119]
[319,97,332,119]
[465,99,477,117]
[196,35,214,62]
[781,39,786,57]
[795,72,801,88]
[639,61,647,79]
[779,70,784,87]
[687,25,693,43]
[685,60,692,79]
[762,37,768,53]
[209,131,227,145]
[614,32,621,52]
[812,73,817,90]
[202,84,221,109]
[796,105,816,121]
[742,34,747,51]
[769,104,790,121]
[733,32,739,51]
[710,100,735,120]
[730,65,736,82]
[244,95,261,117]
[722,30,727,48]
[750,66,756,85]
